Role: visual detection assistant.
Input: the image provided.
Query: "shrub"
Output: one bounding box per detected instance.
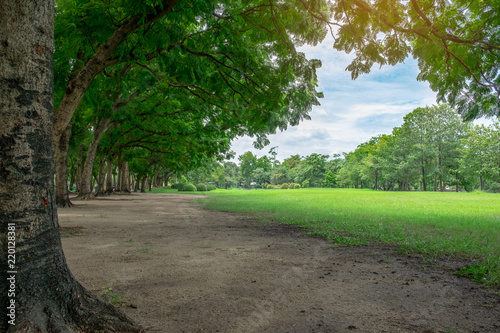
[196,184,208,191]
[171,183,184,190]
[289,183,296,189]
[294,184,301,189]
[180,183,197,191]
[254,184,262,189]
[281,183,289,189]
[302,180,309,188]
[207,184,217,191]
[267,184,274,189]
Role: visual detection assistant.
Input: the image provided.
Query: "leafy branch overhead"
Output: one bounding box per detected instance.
[54,0,328,147]
[301,0,500,120]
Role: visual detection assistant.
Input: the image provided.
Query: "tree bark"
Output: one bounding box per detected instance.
[0,2,141,331]
[55,125,73,207]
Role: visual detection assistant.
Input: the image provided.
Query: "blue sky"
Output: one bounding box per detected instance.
[230,35,438,162]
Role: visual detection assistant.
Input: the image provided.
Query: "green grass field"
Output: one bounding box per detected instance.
[196,188,500,286]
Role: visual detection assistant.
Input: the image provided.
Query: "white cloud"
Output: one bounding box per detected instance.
[230,37,439,162]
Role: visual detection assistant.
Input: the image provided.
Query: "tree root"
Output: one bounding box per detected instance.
[74,193,96,200]
[11,287,143,333]
[57,194,74,207]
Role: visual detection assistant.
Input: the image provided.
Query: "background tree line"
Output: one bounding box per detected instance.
[181,105,499,192]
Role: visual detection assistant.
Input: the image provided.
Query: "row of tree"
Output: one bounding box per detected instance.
[183,105,499,192]
[183,150,342,189]
[338,105,500,192]
[55,0,328,206]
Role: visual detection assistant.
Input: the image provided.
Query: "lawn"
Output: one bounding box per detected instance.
[198,188,500,286]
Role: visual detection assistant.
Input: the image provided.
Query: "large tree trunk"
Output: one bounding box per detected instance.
[55,125,73,207]
[77,118,111,199]
[0,2,141,331]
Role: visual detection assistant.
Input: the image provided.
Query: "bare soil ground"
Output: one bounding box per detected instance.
[59,193,500,333]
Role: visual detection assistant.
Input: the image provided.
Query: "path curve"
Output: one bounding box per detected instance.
[60,193,500,332]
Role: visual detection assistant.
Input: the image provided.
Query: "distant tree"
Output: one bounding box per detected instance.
[323,171,337,188]
[252,168,269,186]
[303,0,500,120]
[301,153,330,187]
[223,162,239,189]
[460,123,500,192]
[401,105,469,191]
[239,151,258,188]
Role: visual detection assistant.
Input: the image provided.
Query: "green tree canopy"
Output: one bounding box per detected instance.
[304,0,500,120]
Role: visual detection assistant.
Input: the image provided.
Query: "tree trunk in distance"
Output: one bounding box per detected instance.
[77,118,110,199]
[141,177,147,193]
[121,162,131,192]
[135,175,142,192]
[421,165,427,191]
[69,161,77,189]
[55,124,73,207]
[153,170,160,188]
[117,157,123,192]
[96,157,107,196]
[106,160,114,194]
[0,2,141,331]
[75,144,84,193]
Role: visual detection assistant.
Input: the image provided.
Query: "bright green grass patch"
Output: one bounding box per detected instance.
[200,188,500,286]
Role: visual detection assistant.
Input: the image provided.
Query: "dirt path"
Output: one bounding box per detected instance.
[59,193,499,333]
